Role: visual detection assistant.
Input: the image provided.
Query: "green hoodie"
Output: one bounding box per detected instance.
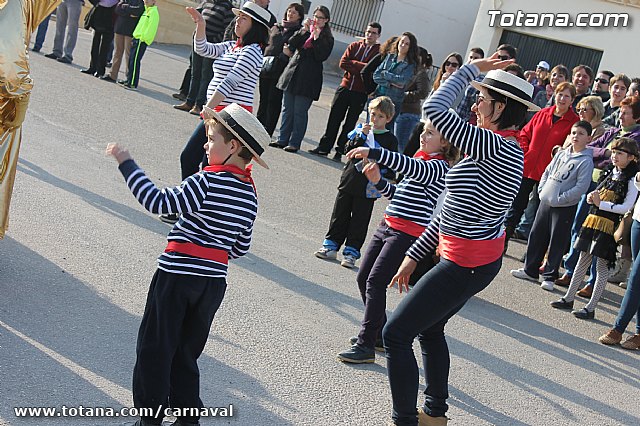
[133,5,160,45]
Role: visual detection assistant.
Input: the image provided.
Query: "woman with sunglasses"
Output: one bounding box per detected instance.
[383,53,535,425]
[429,52,463,95]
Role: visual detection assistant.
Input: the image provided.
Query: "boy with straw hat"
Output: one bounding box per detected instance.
[107,103,268,426]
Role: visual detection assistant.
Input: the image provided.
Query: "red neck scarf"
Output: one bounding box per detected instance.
[203,164,257,195]
[413,151,446,161]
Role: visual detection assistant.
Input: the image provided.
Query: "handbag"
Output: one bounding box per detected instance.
[614,209,634,246]
[260,56,281,79]
[83,5,97,30]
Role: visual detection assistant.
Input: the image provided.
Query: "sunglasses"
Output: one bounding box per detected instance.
[444,61,459,68]
[497,55,510,60]
[595,78,610,84]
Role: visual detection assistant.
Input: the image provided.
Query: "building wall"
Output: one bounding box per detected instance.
[468,0,639,74]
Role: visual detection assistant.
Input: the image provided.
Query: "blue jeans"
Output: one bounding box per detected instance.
[180,121,208,180]
[564,181,597,285]
[187,52,214,107]
[52,0,83,61]
[516,184,539,237]
[614,219,640,334]
[383,257,502,424]
[33,13,52,50]
[277,91,313,149]
[394,113,421,154]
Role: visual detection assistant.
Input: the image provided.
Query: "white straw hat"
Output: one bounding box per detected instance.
[471,70,541,111]
[232,1,274,29]
[203,104,270,169]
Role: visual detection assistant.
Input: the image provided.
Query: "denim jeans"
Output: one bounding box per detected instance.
[614,219,640,334]
[180,121,209,180]
[383,257,502,424]
[187,52,214,107]
[33,13,52,50]
[277,90,314,149]
[564,181,597,286]
[394,113,421,154]
[52,0,83,61]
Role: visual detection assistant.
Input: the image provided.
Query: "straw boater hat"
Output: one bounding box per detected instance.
[471,70,541,111]
[204,104,270,169]
[232,1,274,29]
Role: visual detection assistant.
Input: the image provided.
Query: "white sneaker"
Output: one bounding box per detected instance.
[540,280,554,291]
[341,254,357,268]
[315,247,338,260]
[510,268,539,282]
[619,281,627,289]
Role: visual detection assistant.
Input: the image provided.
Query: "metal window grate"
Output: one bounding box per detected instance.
[330,0,385,37]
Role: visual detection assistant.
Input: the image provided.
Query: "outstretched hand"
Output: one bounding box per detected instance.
[346,147,370,160]
[185,7,204,24]
[470,52,515,74]
[389,256,418,294]
[106,143,132,164]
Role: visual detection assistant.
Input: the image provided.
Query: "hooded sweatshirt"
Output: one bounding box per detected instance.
[538,146,594,207]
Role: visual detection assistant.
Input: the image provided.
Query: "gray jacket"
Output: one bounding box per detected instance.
[538,147,594,207]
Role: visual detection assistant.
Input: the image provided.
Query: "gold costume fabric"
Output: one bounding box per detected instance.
[0,0,60,238]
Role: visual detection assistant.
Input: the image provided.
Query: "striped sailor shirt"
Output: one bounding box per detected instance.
[119,160,258,278]
[408,64,524,262]
[194,38,263,108]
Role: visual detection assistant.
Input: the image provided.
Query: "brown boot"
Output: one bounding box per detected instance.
[173,101,193,112]
[598,329,623,345]
[418,408,448,426]
[554,274,571,287]
[620,334,640,350]
[577,285,593,298]
[189,105,202,116]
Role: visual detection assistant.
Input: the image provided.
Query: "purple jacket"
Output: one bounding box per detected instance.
[589,125,640,170]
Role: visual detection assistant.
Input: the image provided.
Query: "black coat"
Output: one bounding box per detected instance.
[277,28,334,100]
[114,0,144,36]
[261,23,301,80]
[90,5,116,33]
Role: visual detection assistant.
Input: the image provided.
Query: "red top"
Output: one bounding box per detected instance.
[517,106,578,181]
[439,232,505,267]
[339,41,380,93]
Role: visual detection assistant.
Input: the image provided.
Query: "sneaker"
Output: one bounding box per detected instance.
[599,329,623,345]
[572,307,595,320]
[349,336,384,352]
[123,84,138,91]
[337,344,375,364]
[159,213,179,224]
[100,75,117,83]
[314,247,337,260]
[554,274,571,287]
[577,285,593,298]
[117,79,129,85]
[540,280,554,291]
[550,297,574,310]
[417,408,448,426]
[619,282,627,289]
[608,258,632,284]
[341,254,357,269]
[620,334,640,350]
[510,268,538,282]
[44,52,59,59]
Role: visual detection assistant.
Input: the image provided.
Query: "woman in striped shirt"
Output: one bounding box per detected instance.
[161,2,271,223]
[382,54,538,426]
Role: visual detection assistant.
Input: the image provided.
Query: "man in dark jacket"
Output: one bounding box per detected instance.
[309,23,381,161]
[102,0,144,83]
[174,0,235,116]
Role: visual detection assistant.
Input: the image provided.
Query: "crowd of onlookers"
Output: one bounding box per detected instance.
[32,1,639,354]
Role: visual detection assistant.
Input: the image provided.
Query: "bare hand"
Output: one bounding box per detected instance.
[303,18,311,31]
[362,162,381,183]
[361,123,372,135]
[106,143,132,164]
[312,25,322,39]
[283,45,292,57]
[185,7,204,24]
[470,52,515,74]
[389,257,417,293]
[591,190,601,207]
[346,147,370,160]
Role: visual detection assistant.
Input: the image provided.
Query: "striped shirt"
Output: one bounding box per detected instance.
[194,38,263,108]
[369,149,449,227]
[200,0,235,43]
[119,160,258,278]
[407,64,524,261]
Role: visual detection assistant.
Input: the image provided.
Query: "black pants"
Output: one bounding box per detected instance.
[317,87,368,154]
[127,39,148,88]
[505,177,538,230]
[356,223,416,349]
[89,30,114,76]
[257,76,284,137]
[180,121,208,180]
[326,190,375,253]
[524,202,577,281]
[187,51,214,107]
[133,269,227,425]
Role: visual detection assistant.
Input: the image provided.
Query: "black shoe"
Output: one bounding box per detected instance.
[283,146,299,153]
[159,213,179,224]
[106,62,112,68]
[123,84,138,91]
[349,336,384,352]
[268,142,285,148]
[332,152,342,162]
[512,230,528,242]
[56,56,72,64]
[100,75,116,83]
[337,344,375,364]
[550,298,574,310]
[80,68,96,75]
[31,46,41,53]
[44,52,59,59]
[308,147,329,156]
[117,79,129,85]
[572,308,595,319]
[172,92,187,101]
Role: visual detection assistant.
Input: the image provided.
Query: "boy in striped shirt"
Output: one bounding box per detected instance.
[107,103,269,426]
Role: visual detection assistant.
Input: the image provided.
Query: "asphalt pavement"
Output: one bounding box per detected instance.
[0,23,638,426]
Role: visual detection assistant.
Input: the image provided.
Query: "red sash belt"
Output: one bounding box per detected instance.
[165,241,228,264]
[438,232,504,268]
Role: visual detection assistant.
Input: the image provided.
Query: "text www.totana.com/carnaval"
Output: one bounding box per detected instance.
[488,10,630,28]
[13,404,234,418]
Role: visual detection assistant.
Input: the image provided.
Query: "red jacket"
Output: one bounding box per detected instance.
[517,106,579,181]
[339,41,380,94]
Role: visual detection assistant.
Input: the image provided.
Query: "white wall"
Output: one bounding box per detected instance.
[468,0,639,74]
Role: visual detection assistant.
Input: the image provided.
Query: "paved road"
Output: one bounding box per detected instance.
[0,24,638,426]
